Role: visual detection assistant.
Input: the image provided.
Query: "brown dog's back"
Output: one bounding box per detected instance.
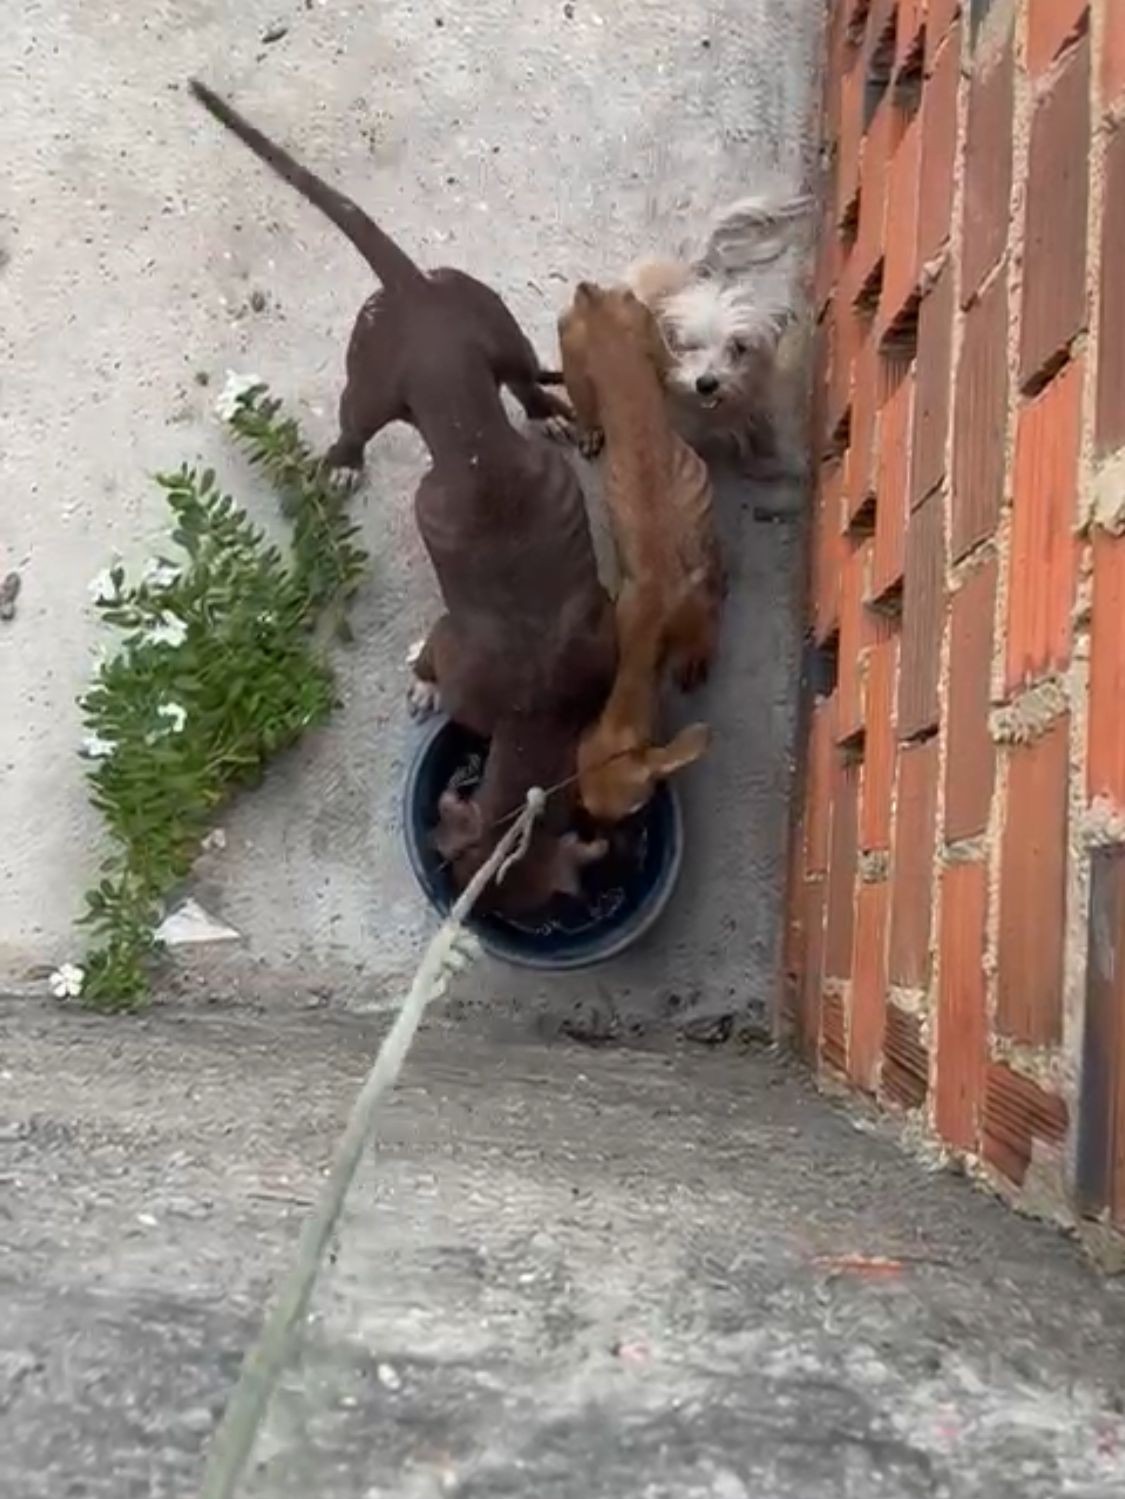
[559,283,722,821]
[559,285,721,657]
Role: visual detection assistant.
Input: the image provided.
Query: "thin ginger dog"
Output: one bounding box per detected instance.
[558,282,723,823]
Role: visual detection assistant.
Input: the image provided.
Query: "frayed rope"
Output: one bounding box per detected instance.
[198,787,547,1499]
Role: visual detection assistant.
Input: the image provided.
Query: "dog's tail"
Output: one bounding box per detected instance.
[189,80,425,291]
[696,191,813,276]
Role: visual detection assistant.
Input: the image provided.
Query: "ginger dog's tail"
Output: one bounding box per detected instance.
[189,80,425,291]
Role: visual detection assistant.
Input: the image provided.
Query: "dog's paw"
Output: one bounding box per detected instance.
[524,386,574,424]
[405,637,426,670]
[317,453,364,495]
[325,465,363,496]
[541,416,605,460]
[577,426,605,461]
[542,413,577,446]
[407,678,441,720]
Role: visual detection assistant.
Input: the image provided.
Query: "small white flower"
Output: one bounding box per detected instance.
[201,827,227,852]
[145,611,188,649]
[49,963,85,999]
[141,557,182,590]
[215,370,263,422]
[80,732,117,760]
[157,701,187,733]
[88,567,122,604]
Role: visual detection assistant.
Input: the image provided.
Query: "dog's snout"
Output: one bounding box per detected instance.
[695,373,720,396]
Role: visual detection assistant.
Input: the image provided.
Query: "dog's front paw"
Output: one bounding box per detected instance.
[541,415,605,460]
[407,677,441,720]
[524,386,574,425]
[542,412,577,447]
[329,466,363,496]
[405,637,426,670]
[318,457,364,496]
[577,426,605,461]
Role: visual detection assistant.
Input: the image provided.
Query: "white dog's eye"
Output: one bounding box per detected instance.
[729,337,748,358]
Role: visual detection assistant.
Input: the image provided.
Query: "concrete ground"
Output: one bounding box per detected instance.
[3,994,1125,1498]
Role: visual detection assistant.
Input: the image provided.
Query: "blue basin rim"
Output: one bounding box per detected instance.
[401,714,685,972]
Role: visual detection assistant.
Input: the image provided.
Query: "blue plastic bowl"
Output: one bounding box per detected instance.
[402,715,684,971]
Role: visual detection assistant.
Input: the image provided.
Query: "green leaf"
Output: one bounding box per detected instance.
[76,381,368,1010]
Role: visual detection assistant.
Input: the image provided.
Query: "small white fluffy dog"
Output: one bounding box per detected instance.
[624,191,812,476]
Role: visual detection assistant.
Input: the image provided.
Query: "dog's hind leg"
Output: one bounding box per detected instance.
[406,620,446,720]
[323,307,405,472]
[323,371,403,474]
[406,614,497,732]
[477,302,579,429]
[430,266,572,424]
[505,351,575,428]
[551,333,605,458]
[667,591,721,694]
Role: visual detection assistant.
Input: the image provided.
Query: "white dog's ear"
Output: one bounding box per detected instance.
[624,256,693,313]
[699,192,813,275]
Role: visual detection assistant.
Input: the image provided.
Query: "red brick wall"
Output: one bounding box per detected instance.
[786,0,1125,1235]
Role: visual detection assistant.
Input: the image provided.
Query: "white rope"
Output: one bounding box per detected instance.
[494,784,546,884]
[198,787,547,1499]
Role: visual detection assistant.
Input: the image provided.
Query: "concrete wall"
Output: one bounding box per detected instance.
[2,0,821,1030]
[788,0,1125,1248]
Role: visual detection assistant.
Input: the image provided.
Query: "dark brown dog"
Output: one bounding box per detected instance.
[191,81,614,910]
[558,282,723,823]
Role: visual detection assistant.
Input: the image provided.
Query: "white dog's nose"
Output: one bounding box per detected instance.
[695,373,719,395]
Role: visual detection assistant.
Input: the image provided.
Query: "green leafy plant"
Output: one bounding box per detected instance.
[68,380,367,1010]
